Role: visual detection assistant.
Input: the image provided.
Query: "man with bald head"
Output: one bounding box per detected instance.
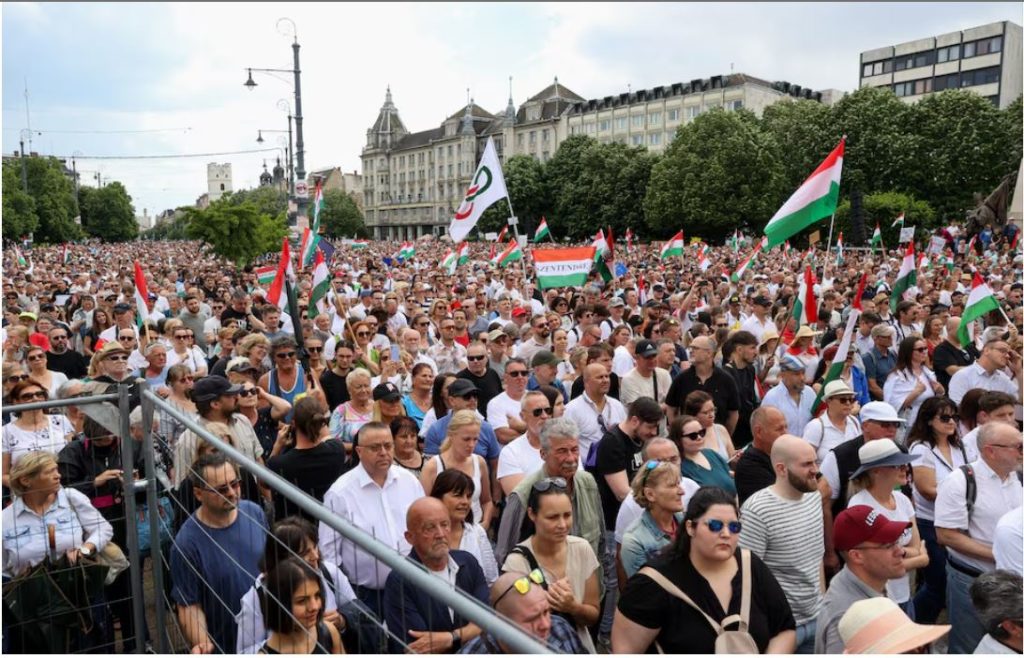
[739,435,824,653]
[457,571,585,654]
[563,362,626,460]
[665,335,739,433]
[735,405,790,505]
[384,497,488,653]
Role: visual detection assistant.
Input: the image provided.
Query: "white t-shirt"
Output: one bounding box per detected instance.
[994,506,1023,576]
[847,490,915,603]
[496,434,543,481]
[2,415,75,465]
[802,414,862,464]
[907,440,968,521]
[486,392,524,433]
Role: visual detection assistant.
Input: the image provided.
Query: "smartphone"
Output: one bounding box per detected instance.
[390,344,401,362]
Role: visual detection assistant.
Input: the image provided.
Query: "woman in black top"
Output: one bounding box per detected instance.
[258,557,342,654]
[613,487,795,654]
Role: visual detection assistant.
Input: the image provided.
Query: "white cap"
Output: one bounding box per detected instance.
[859,401,903,424]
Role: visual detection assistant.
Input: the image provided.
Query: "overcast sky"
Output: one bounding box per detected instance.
[3,2,1020,217]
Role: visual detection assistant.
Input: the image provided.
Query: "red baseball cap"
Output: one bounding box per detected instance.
[834,505,910,552]
[511,307,528,318]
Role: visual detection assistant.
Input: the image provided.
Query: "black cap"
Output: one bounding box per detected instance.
[448,379,479,398]
[635,339,659,358]
[728,294,741,304]
[372,381,402,402]
[191,375,244,402]
[113,303,133,313]
[643,299,664,308]
[752,295,772,307]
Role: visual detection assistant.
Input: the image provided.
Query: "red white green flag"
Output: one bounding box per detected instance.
[533,246,597,289]
[764,137,845,248]
[299,227,319,269]
[793,265,819,327]
[133,260,150,330]
[441,248,457,274]
[534,218,551,242]
[267,238,292,310]
[255,265,277,287]
[457,241,470,266]
[308,249,330,319]
[698,243,712,272]
[730,238,766,283]
[592,229,613,282]
[660,231,685,259]
[890,242,917,311]
[812,272,867,414]
[496,240,522,268]
[957,272,1001,346]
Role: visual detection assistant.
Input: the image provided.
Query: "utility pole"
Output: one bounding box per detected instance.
[18,135,28,192]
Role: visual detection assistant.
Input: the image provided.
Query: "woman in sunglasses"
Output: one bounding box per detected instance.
[620,460,685,579]
[304,338,327,382]
[1,362,29,424]
[25,346,65,399]
[883,336,944,433]
[905,396,967,623]
[671,415,736,496]
[2,379,75,490]
[613,486,796,654]
[159,364,198,450]
[167,321,209,378]
[502,476,600,654]
[84,308,111,357]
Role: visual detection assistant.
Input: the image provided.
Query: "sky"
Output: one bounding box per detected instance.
[3,2,1020,219]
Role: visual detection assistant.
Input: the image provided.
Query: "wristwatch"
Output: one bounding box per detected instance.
[80,545,94,558]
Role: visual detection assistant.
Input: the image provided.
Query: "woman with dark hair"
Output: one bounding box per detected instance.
[670,414,735,495]
[538,384,566,418]
[402,362,434,428]
[25,344,67,399]
[84,308,111,357]
[921,314,944,364]
[390,416,424,475]
[159,364,198,449]
[906,396,967,623]
[883,336,944,432]
[612,487,796,654]
[237,517,360,654]
[502,477,601,653]
[418,373,456,438]
[429,469,498,584]
[267,396,347,524]
[683,390,735,462]
[257,558,343,654]
[956,388,985,437]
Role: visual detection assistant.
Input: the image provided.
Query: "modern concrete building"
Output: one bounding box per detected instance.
[859,20,1023,108]
[361,74,836,240]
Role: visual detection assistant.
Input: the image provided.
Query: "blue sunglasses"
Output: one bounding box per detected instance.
[703,519,742,535]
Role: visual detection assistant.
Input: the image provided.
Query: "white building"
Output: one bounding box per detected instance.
[207,162,233,202]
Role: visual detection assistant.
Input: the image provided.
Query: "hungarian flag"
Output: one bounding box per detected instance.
[441,248,457,274]
[350,239,369,250]
[606,227,616,263]
[449,136,510,242]
[890,242,917,312]
[957,272,1001,346]
[784,240,795,256]
[625,228,634,254]
[13,246,26,267]
[496,240,522,268]
[729,230,740,253]
[871,223,883,250]
[255,265,277,287]
[457,241,470,265]
[965,234,978,256]
[533,246,597,289]
[731,238,766,283]
[660,231,685,259]
[891,212,905,228]
[62,244,70,265]
[496,225,508,244]
[399,242,416,260]
[793,265,819,327]
[267,238,293,311]
[698,243,712,272]
[592,229,613,282]
[307,249,330,319]
[812,273,867,414]
[764,137,845,248]
[133,261,150,329]
[534,218,551,242]
[311,180,324,236]
[835,232,844,265]
[299,227,319,269]
[918,251,931,271]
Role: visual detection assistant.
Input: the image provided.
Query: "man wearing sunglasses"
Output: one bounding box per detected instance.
[487,358,531,444]
[45,325,88,379]
[497,391,554,496]
[456,342,503,414]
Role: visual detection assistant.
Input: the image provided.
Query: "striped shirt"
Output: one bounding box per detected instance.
[739,487,824,625]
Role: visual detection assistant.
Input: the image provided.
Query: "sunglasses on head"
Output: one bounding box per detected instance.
[640,459,667,488]
[493,568,547,606]
[701,519,742,534]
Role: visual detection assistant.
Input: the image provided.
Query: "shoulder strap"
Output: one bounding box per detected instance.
[738,549,752,628]
[637,566,724,634]
[508,544,541,572]
[960,464,977,520]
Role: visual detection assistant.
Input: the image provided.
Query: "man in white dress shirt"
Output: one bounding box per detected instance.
[564,363,627,460]
[947,335,1021,405]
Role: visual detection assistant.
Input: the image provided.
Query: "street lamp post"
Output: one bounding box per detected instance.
[244,18,306,229]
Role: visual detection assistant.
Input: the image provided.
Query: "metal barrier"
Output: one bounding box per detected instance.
[141,385,554,654]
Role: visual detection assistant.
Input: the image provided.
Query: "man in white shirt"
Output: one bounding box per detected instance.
[935,421,1023,654]
[947,336,1021,405]
[740,295,777,343]
[320,422,425,620]
[564,363,627,460]
[600,298,630,340]
[618,339,671,411]
[487,358,530,445]
[496,391,551,495]
[961,391,1016,461]
[762,354,817,436]
[993,506,1023,576]
[516,315,551,366]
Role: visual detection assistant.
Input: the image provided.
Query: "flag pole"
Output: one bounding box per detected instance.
[503,196,530,284]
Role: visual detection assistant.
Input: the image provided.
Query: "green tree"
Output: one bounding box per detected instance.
[141,211,190,241]
[2,162,38,242]
[760,99,835,194]
[318,189,366,238]
[80,181,138,242]
[478,154,549,239]
[828,86,916,195]
[544,135,598,240]
[833,191,935,247]
[644,108,783,241]
[23,156,82,244]
[223,186,288,221]
[184,200,287,266]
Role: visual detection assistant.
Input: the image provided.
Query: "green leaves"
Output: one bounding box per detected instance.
[2,163,39,243]
[4,156,83,244]
[318,189,366,238]
[80,181,138,242]
[184,200,287,267]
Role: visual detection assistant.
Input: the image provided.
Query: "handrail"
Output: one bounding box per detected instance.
[2,393,119,414]
[142,389,553,654]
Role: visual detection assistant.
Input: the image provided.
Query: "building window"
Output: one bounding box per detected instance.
[685,106,700,120]
[543,129,550,142]
[667,108,680,122]
[936,45,960,63]
[933,72,960,91]
[725,100,743,111]
[913,51,933,68]
[585,122,596,133]
[964,36,1002,58]
[447,164,453,177]
[864,60,894,76]
[529,130,536,144]
[894,55,916,71]
[648,112,661,125]
[914,78,932,95]
[863,63,873,77]
[599,120,610,132]
[631,134,643,146]
[518,133,525,146]
[631,115,644,128]
[616,117,628,130]
[648,133,661,146]
[960,66,1000,87]
[447,145,453,157]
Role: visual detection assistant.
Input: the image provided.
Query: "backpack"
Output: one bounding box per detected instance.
[638,549,759,654]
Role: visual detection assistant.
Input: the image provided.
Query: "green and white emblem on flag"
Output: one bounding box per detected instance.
[449,137,510,243]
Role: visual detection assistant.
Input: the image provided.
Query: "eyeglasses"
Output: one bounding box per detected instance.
[681,428,707,441]
[240,388,258,397]
[6,374,29,383]
[530,406,554,418]
[105,354,129,362]
[50,334,68,340]
[532,477,567,493]
[715,323,728,328]
[938,414,960,423]
[274,351,296,359]
[200,479,241,497]
[174,334,189,339]
[456,393,478,400]
[506,370,529,378]
[307,346,322,353]
[359,441,394,453]
[441,325,456,331]
[702,519,742,534]
[119,335,136,341]
[18,390,47,401]
[913,347,928,353]
[26,354,46,362]
[356,331,371,337]
[832,396,857,405]
[493,568,546,607]
[989,443,1024,454]
[467,354,486,362]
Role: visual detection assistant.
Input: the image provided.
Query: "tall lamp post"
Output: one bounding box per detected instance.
[244,17,306,229]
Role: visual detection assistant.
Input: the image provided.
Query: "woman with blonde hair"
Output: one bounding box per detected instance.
[620,460,685,578]
[349,321,380,376]
[3,324,30,364]
[329,368,374,455]
[158,364,198,449]
[419,409,494,529]
[237,333,271,375]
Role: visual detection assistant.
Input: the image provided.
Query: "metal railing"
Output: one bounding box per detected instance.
[141,386,553,654]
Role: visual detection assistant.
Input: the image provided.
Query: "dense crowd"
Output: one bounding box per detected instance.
[0,226,1021,655]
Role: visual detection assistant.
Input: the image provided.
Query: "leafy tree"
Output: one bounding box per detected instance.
[318,189,366,238]
[2,162,38,242]
[223,186,288,221]
[141,211,190,241]
[80,181,138,242]
[23,156,82,244]
[544,135,599,240]
[833,191,935,246]
[645,108,782,241]
[760,99,835,194]
[478,154,549,239]
[184,200,287,266]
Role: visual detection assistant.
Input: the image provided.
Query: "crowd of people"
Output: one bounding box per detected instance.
[0,226,1021,655]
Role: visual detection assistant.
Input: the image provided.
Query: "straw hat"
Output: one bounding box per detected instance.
[758,328,780,349]
[839,597,949,654]
[792,325,822,341]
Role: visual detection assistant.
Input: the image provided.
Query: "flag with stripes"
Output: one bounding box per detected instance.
[133,261,150,330]
[812,273,867,414]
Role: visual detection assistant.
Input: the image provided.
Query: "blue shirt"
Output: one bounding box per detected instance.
[527,374,568,403]
[863,347,897,389]
[762,382,817,436]
[621,510,683,578]
[458,615,586,654]
[423,410,502,460]
[171,500,268,653]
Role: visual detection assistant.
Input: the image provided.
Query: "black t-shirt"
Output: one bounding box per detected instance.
[618,549,795,654]
[592,426,644,527]
[723,363,757,448]
[266,440,348,524]
[46,349,88,380]
[931,341,978,392]
[220,306,251,331]
[570,372,620,401]
[320,369,351,412]
[734,446,774,507]
[664,367,739,426]
[456,367,504,414]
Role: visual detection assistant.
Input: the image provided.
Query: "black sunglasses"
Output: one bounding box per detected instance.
[530,407,554,418]
[467,354,486,362]
[275,351,296,359]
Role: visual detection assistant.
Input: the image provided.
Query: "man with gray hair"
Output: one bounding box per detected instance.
[494,417,604,567]
[970,569,1023,654]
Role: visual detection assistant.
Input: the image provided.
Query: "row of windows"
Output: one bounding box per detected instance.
[569,101,741,135]
[892,66,1001,97]
[862,35,1003,77]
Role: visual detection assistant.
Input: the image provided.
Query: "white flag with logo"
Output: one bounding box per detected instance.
[448,137,509,243]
